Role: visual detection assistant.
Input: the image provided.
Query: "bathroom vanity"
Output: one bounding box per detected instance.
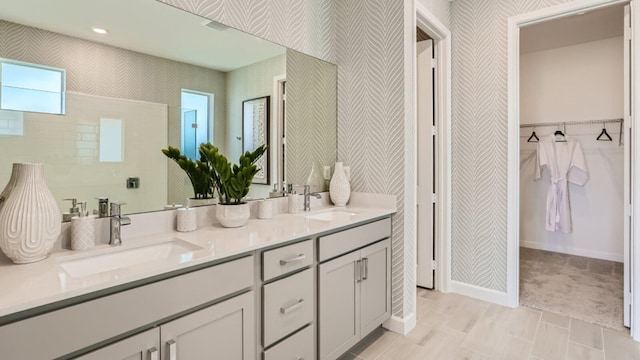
[0,196,394,360]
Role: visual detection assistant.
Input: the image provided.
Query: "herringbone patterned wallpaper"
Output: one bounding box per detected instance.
[286,49,336,190]
[449,0,572,291]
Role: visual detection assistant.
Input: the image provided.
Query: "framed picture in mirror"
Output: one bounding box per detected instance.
[242,96,270,184]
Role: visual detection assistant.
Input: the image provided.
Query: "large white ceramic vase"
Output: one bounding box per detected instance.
[330,162,351,207]
[215,203,250,228]
[0,163,61,264]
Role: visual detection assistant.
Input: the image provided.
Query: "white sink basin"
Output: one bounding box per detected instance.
[58,239,201,278]
[305,210,359,222]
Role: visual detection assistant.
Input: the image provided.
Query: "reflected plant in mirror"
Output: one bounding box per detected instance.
[161,146,215,202]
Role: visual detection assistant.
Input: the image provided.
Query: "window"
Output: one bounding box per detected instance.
[0,59,65,115]
[181,89,213,159]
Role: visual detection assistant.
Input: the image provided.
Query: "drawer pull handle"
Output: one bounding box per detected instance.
[356,259,361,282]
[362,257,369,280]
[280,299,305,314]
[297,357,305,360]
[148,347,159,360]
[280,253,306,265]
[167,339,177,360]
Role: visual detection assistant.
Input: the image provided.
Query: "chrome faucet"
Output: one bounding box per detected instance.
[110,202,131,246]
[303,185,322,212]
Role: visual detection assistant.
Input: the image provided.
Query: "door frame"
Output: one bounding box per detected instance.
[506,0,640,340]
[414,2,452,296]
[416,38,435,290]
[272,74,286,190]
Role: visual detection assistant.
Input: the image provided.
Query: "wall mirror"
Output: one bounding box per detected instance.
[0,0,337,219]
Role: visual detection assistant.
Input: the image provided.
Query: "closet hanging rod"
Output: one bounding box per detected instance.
[520,118,623,129]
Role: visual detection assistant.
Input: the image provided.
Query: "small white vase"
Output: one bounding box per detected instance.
[216,203,250,228]
[177,207,198,232]
[330,162,351,207]
[257,199,273,219]
[0,163,61,264]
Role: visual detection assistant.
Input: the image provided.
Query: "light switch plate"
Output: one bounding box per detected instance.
[323,166,331,180]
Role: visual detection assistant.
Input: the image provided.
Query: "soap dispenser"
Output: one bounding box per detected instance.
[71,201,95,251]
[288,190,300,214]
[62,198,80,222]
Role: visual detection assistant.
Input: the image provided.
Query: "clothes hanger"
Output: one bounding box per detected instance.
[554,124,566,142]
[527,128,539,142]
[597,123,612,141]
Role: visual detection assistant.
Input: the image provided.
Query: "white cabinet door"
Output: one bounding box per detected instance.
[160,291,255,360]
[318,251,361,360]
[359,240,391,336]
[75,328,160,360]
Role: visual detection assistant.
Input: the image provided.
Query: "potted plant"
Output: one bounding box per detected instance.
[161,145,216,206]
[200,143,267,227]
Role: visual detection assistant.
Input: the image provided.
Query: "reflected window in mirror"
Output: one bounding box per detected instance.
[0,59,65,115]
[181,89,213,160]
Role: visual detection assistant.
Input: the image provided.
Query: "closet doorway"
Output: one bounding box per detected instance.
[416,27,436,290]
[413,2,452,301]
[516,3,630,332]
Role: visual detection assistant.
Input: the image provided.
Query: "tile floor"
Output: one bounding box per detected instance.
[339,289,640,360]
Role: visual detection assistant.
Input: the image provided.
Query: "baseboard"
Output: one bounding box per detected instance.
[451,280,510,306]
[383,312,416,335]
[520,241,623,262]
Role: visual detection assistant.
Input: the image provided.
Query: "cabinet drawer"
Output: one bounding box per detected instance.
[264,325,314,360]
[319,218,391,262]
[263,239,313,281]
[263,268,314,347]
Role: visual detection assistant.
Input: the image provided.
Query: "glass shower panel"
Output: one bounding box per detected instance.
[182,108,198,160]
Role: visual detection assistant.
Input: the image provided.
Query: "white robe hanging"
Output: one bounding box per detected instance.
[535,135,589,233]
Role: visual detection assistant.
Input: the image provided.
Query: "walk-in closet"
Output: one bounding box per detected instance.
[518,4,629,332]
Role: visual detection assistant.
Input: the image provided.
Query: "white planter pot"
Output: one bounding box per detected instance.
[329,162,351,207]
[0,163,61,264]
[216,203,250,228]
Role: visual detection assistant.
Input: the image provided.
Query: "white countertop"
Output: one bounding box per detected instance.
[0,194,395,320]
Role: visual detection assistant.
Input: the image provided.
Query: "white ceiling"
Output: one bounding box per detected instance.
[520,4,625,54]
[0,0,286,72]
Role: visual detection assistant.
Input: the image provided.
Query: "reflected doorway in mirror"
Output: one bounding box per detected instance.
[242,96,270,185]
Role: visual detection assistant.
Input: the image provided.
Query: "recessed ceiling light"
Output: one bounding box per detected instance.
[92,27,108,35]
